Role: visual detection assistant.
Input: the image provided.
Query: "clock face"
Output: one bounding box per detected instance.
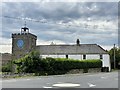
[17,39,24,48]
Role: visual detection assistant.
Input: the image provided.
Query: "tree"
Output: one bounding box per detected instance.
[14,51,43,73]
[109,47,120,69]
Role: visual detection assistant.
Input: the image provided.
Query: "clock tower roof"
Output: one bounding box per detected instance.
[21,26,29,34]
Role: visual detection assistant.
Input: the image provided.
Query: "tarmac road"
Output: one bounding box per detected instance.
[2,71,119,88]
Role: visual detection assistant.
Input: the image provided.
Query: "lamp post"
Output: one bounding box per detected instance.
[114,44,116,69]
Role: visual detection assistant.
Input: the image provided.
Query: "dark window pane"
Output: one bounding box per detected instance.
[83,54,86,59]
[100,54,103,59]
[66,55,68,59]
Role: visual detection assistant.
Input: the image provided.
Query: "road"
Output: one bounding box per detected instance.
[2,71,119,88]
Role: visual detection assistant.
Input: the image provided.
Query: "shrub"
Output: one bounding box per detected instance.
[2,61,13,72]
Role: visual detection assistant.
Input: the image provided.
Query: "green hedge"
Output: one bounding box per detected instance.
[35,58,102,75]
[13,52,102,75]
[45,58,102,71]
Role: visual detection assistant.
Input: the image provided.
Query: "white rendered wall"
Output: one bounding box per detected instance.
[102,54,111,71]
[57,55,65,58]
[69,55,82,60]
[86,54,99,59]
[42,55,82,60]
[42,55,57,58]
[42,55,65,58]
[86,54,111,71]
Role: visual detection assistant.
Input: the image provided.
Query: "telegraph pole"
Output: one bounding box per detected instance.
[114,44,116,69]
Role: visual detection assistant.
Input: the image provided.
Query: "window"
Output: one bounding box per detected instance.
[83,54,86,59]
[66,55,68,59]
[100,54,103,59]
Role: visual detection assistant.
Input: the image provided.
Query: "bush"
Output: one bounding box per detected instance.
[2,61,13,72]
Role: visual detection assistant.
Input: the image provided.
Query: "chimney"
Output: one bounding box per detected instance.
[76,39,80,45]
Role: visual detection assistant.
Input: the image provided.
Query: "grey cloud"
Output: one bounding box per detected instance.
[2,2,118,48]
[2,2,118,21]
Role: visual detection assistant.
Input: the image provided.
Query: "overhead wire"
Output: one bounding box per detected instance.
[1,15,118,46]
[2,15,117,30]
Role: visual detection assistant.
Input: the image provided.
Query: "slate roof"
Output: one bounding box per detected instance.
[36,44,108,55]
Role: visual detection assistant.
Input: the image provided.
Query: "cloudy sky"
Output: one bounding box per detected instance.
[1,1,118,53]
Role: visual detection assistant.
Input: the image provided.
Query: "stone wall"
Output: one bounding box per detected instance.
[0,53,12,65]
[66,68,101,74]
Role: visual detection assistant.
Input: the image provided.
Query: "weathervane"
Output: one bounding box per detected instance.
[24,20,27,27]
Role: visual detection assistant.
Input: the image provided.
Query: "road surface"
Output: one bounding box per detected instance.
[2,71,119,88]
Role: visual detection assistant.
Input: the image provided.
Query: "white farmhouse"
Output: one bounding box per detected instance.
[36,39,111,71]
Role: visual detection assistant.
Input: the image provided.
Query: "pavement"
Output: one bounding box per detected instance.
[1,71,119,88]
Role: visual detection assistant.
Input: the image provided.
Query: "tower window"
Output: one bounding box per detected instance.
[66,55,68,59]
[100,54,103,59]
[83,54,86,59]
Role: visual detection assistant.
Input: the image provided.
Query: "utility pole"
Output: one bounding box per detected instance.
[114,44,116,69]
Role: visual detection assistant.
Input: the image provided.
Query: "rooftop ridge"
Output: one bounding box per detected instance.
[36,44,97,46]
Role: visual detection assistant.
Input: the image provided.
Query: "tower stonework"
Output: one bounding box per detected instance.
[12,27,37,60]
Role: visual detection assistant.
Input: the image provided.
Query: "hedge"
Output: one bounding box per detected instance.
[45,58,102,71]
[13,53,102,75]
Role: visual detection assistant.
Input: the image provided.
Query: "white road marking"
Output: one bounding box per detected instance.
[88,83,96,87]
[43,86,53,88]
[53,83,80,87]
[26,79,30,80]
[101,77,106,79]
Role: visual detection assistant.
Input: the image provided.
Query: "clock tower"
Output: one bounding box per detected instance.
[12,26,37,60]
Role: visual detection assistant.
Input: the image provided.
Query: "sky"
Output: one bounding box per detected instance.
[0,1,119,53]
